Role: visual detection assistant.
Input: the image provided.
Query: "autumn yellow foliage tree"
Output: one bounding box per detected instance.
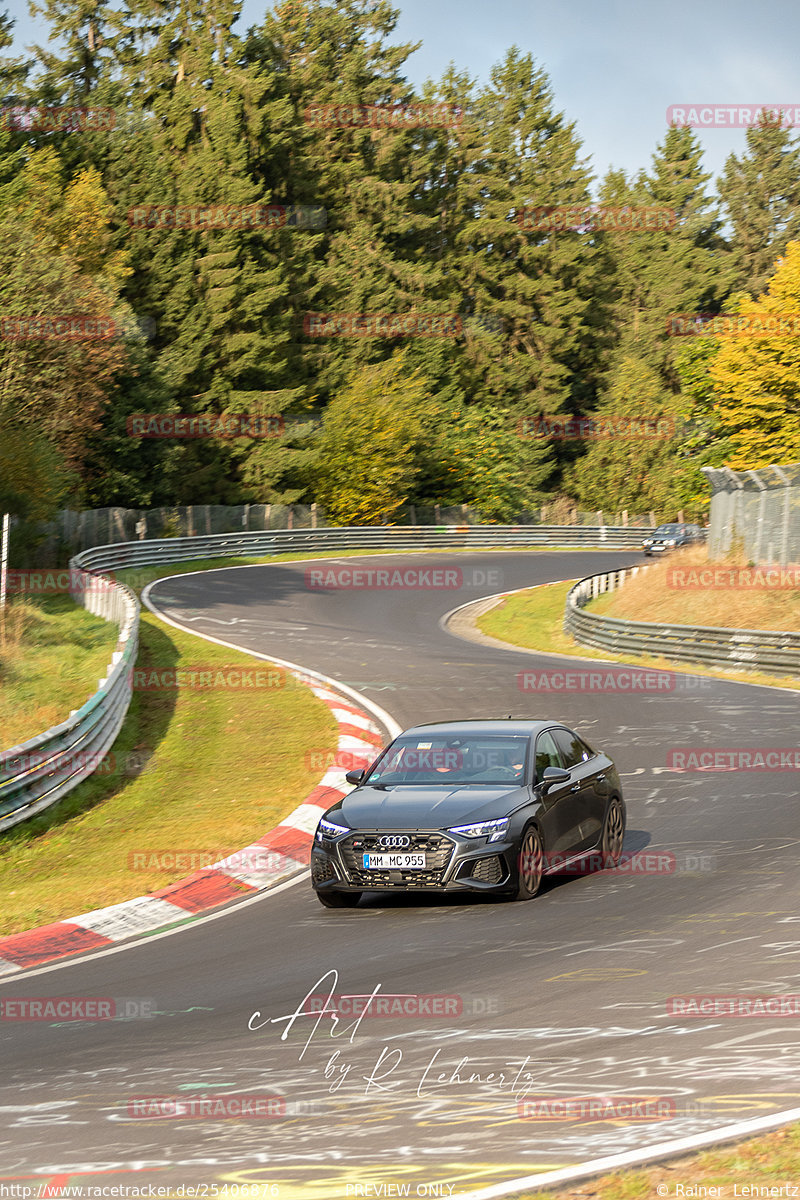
[312,353,427,526]
[708,241,800,466]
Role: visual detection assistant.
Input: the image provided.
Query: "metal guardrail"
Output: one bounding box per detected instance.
[0,570,139,831]
[73,523,650,575]
[565,567,800,677]
[0,523,650,832]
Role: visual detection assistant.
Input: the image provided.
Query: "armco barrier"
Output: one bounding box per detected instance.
[0,524,648,831]
[565,566,800,677]
[72,523,650,575]
[0,570,139,831]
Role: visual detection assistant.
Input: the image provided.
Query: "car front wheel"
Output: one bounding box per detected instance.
[515,826,543,900]
[601,798,625,867]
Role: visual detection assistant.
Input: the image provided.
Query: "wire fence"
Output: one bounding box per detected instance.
[8,503,659,567]
[701,461,800,566]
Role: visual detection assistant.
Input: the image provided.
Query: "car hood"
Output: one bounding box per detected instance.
[332,784,526,829]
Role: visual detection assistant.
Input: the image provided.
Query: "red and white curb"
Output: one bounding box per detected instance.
[0,673,390,976]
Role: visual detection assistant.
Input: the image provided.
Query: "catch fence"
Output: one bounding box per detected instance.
[702,462,800,566]
[11,503,658,567]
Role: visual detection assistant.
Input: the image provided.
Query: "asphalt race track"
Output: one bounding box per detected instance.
[2,550,799,1199]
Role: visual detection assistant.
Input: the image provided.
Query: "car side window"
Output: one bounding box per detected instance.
[535,730,562,781]
[578,735,597,760]
[551,727,590,769]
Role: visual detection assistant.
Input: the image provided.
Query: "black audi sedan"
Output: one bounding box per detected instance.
[311,719,625,907]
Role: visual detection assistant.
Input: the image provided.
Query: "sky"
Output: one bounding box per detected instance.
[8,0,800,193]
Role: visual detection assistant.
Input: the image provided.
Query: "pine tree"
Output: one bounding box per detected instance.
[443,48,598,417]
[101,0,304,501]
[248,0,445,406]
[718,115,800,298]
[598,128,729,386]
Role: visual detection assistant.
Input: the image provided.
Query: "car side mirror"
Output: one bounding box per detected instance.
[345,768,365,786]
[540,766,571,791]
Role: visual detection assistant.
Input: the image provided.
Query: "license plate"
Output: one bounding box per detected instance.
[362,853,426,869]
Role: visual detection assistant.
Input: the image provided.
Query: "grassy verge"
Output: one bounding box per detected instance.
[0,609,339,935]
[2,547,442,933]
[0,596,118,748]
[589,545,800,631]
[519,1119,800,1199]
[476,580,800,691]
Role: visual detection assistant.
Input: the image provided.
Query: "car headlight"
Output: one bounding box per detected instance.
[448,818,509,842]
[315,817,349,843]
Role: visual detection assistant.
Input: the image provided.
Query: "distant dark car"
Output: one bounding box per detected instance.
[642,523,705,555]
[311,720,625,907]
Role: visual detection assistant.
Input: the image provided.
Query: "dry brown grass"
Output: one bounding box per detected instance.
[590,545,800,631]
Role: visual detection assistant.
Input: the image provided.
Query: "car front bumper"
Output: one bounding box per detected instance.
[311,829,516,894]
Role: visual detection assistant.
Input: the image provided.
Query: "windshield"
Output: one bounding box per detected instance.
[654,524,682,535]
[364,734,529,786]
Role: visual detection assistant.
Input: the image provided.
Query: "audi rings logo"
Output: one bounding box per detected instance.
[377,835,411,849]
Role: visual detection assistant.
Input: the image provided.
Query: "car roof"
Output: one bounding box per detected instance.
[397,719,562,738]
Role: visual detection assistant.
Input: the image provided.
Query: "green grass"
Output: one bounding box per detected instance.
[476,580,800,691]
[0,595,119,748]
[0,609,339,935]
[477,580,585,657]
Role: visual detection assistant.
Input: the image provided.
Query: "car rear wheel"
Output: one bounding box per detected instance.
[601,798,625,867]
[515,826,543,900]
[316,890,363,908]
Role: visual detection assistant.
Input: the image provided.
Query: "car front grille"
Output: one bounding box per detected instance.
[339,832,455,887]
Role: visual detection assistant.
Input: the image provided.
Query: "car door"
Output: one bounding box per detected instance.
[551,727,608,851]
[534,728,583,862]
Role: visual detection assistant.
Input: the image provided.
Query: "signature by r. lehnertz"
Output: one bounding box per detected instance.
[248,968,537,1099]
